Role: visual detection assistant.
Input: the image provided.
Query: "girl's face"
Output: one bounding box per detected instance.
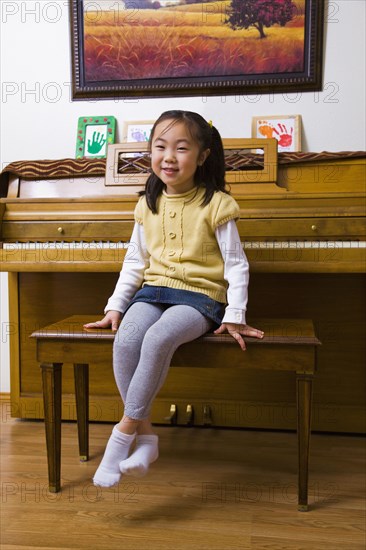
[151,119,210,195]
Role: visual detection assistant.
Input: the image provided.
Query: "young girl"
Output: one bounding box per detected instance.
[84,110,264,488]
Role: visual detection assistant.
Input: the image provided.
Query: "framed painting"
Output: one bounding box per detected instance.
[70,0,324,100]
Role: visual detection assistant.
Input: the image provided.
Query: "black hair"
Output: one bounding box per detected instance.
[140,110,228,213]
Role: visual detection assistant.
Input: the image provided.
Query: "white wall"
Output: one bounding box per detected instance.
[1,0,365,391]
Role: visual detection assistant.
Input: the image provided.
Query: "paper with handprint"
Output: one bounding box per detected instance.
[253,115,301,152]
[85,125,108,157]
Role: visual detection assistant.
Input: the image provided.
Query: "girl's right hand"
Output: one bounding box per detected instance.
[83,310,122,332]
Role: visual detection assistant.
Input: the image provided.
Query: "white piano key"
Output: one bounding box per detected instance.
[241,241,365,249]
[2,240,366,251]
[3,241,129,250]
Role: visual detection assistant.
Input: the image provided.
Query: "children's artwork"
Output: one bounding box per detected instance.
[252,115,302,152]
[122,121,154,143]
[75,116,116,158]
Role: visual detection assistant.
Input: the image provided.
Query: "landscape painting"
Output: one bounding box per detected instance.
[70,0,324,99]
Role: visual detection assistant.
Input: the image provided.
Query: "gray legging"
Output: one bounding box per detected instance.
[113,302,213,419]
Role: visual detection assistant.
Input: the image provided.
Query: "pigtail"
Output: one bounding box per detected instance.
[199,125,228,206]
[142,173,163,214]
[139,116,164,214]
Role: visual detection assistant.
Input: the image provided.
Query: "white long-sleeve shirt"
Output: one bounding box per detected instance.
[105,219,249,325]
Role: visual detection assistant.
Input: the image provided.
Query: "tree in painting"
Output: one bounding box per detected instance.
[226,0,297,38]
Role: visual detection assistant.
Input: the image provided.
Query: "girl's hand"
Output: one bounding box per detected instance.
[214,323,264,351]
[83,310,122,332]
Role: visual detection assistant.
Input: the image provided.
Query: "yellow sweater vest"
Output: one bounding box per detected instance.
[134,186,240,303]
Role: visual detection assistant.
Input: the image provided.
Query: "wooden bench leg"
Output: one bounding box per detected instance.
[41,362,62,493]
[296,373,313,511]
[73,363,89,461]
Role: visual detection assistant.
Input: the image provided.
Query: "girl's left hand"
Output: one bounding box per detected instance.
[214,323,264,351]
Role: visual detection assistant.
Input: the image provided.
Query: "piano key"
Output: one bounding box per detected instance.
[3,240,365,250]
[2,241,129,249]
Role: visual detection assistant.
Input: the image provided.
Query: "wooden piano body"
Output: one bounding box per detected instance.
[1,139,365,433]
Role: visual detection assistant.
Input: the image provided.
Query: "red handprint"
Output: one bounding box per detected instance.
[273,123,293,148]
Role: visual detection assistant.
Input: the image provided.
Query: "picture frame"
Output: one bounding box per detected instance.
[251,115,302,152]
[70,0,324,100]
[122,120,155,143]
[75,116,116,158]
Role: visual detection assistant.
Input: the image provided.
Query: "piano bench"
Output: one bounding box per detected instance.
[31,315,320,511]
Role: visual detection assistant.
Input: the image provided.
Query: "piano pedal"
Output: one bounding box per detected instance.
[185,404,194,426]
[165,404,177,425]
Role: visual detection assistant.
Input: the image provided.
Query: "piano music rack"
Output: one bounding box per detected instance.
[105,138,278,190]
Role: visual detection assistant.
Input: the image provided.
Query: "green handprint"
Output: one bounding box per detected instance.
[87,131,106,155]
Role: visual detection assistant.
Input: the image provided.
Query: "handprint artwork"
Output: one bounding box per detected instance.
[87,132,107,155]
[254,116,301,152]
[258,120,294,150]
[75,116,116,159]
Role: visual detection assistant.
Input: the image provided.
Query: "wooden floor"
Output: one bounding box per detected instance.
[0,399,365,550]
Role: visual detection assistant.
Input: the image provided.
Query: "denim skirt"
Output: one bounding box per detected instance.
[126,285,225,328]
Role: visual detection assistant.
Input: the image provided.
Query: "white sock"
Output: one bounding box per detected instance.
[93,426,135,487]
[119,434,159,477]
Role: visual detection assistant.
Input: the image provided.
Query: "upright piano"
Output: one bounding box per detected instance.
[1,139,365,433]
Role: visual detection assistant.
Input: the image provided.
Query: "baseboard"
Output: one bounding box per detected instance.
[0,392,11,400]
